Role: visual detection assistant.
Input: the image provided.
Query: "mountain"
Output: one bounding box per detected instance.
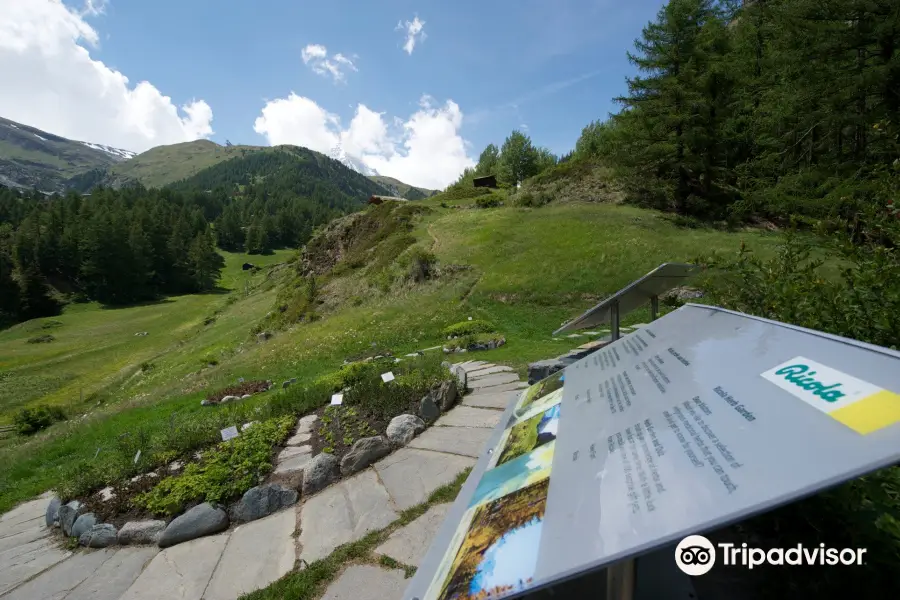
[367,175,436,200]
[0,117,134,192]
[329,143,377,177]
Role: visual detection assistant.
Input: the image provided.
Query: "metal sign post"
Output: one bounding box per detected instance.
[406,304,900,600]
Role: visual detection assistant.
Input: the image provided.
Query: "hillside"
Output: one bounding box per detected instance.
[368,175,436,200]
[0,117,134,192]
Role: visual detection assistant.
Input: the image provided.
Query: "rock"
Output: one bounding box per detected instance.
[58,500,83,536]
[45,496,61,528]
[231,484,299,523]
[432,380,458,411]
[386,414,426,446]
[201,399,213,406]
[118,519,166,545]
[527,358,567,385]
[302,452,340,495]
[79,523,118,548]
[71,513,98,538]
[257,331,272,343]
[469,337,506,351]
[418,395,441,423]
[281,381,291,390]
[158,503,229,548]
[98,486,115,502]
[340,436,392,476]
[662,286,704,303]
[220,395,239,403]
[241,394,252,400]
[168,460,184,472]
[450,364,467,389]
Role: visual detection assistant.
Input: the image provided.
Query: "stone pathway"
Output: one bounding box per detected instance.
[0,360,524,600]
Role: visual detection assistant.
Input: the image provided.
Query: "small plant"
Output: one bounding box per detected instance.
[41,320,63,330]
[26,334,55,344]
[475,195,501,208]
[323,446,334,454]
[139,361,154,372]
[13,405,67,435]
[443,319,497,338]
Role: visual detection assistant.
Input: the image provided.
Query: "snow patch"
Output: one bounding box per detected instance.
[33,133,47,141]
[81,141,137,160]
[328,143,378,176]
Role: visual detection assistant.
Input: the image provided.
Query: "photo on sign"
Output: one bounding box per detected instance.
[490,403,560,469]
[425,477,551,600]
[515,370,564,417]
[469,441,554,509]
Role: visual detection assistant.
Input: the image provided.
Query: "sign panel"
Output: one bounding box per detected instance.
[220,425,239,442]
[554,263,697,334]
[407,304,900,600]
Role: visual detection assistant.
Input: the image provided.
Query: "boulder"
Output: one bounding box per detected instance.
[58,500,84,537]
[158,503,229,548]
[71,513,98,539]
[302,452,340,495]
[241,394,252,400]
[201,399,213,406]
[418,395,441,423]
[45,496,61,528]
[340,436,391,476]
[386,414,426,446]
[231,484,298,523]
[290,377,297,384]
[662,286,704,303]
[431,380,458,411]
[527,358,567,385]
[79,524,117,548]
[220,395,239,403]
[118,520,166,545]
[257,331,272,343]
[450,365,467,390]
[282,381,291,390]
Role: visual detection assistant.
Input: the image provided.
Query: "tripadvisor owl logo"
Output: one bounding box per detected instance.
[774,364,846,402]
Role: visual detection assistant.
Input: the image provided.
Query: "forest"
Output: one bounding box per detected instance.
[0,149,388,326]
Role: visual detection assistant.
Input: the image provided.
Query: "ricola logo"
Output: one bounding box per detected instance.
[761,356,882,415]
[774,364,846,402]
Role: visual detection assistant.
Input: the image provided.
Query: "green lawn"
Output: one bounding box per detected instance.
[0,202,784,513]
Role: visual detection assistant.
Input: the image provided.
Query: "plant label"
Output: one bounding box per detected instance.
[331,393,344,405]
[381,371,395,383]
[133,450,141,464]
[220,425,239,441]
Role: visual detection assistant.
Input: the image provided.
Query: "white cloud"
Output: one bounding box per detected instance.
[396,16,426,55]
[253,94,474,189]
[0,0,214,153]
[301,43,357,83]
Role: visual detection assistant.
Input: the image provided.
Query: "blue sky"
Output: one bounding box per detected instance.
[1,0,666,188]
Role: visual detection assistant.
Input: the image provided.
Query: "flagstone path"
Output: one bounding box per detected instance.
[0,360,525,600]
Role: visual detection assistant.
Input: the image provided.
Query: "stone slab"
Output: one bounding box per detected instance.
[0,521,48,553]
[2,547,113,600]
[0,539,71,596]
[461,389,520,410]
[66,547,159,600]
[320,565,408,600]
[434,406,502,429]
[119,532,229,600]
[295,414,318,435]
[0,497,49,527]
[0,514,45,540]
[459,361,488,372]
[408,425,493,458]
[298,469,398,563]
[274,447,313,475]
[376,504,450,568]
[205,510,296,600]
[467,372,521,390]
[374,448,475,511]
[277,445,311,461]
[467,365,514,378]
[285,432,312,446]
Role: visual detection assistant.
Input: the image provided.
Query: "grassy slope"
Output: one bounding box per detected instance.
[0,199,779,512]
[368,175,435,200]
[108,140,267,188]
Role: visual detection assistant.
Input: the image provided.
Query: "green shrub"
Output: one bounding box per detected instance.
[133,415,294,515]
[444,332,505,351]
[399,246,437,282]
[475,195,501,208]
[443,320,497,337]
[13,405,67,435]
[26,334,55,344]
[341,354,450,422]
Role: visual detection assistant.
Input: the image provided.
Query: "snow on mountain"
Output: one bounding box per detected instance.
[81,141,137,161]
[328,144,378,176]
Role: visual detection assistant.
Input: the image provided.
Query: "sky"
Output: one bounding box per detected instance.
[0,0,666,189]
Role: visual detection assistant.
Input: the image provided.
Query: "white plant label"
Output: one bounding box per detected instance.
[133,450,141,464]
[331,393,344,406]
[220,425,239,441]
[381,371,395,383]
